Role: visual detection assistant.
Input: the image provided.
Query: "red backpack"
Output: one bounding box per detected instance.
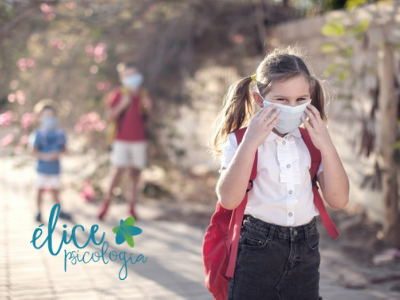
[202,127,339,300]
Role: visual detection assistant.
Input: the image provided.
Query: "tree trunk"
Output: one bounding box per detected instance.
[379,42,400,248]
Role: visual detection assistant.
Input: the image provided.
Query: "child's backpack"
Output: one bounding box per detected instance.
[202,126,339,300]
[105,87,149,148]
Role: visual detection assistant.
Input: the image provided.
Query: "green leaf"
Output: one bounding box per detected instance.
[321,21,345,37]
[323,63,339,77]
[393,141,400,150]
[338,69,350,81]
[345,0,368,10]
[320,43,338,53]
[340,46,354,58]
[349,19,370,37]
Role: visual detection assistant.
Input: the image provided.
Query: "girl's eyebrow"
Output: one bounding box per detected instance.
[273,94,309,98]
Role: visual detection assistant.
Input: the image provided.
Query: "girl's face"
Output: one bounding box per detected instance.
[254,75,310,108]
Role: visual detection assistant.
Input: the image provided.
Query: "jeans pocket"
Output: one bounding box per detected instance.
[306,229,320,251]
[241,227,270,250]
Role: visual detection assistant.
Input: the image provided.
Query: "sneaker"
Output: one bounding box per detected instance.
[59,211,71,220]
[35,212,41,222]
[98,201,110,220]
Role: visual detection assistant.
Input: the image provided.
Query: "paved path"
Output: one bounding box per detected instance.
[1,157,399,299]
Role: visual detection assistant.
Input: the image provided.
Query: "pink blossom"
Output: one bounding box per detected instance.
[21,113,36,130]
[66,2,76,10]
[85,44,94,55]
[7,94,16,103]
[40,3,54,13]
[19,135,29,145]
[81,180,95,202]
[0,111,13,126]
[26,59,35,68]
[15,90,26,105]
[44,13,56,21]
[14,145,22,154]
[75,112,106,133]
[232,34,244,44]
[86,43,108,63]
[50,39,65,50]
[17,58,35,72]
[95,121,106,131]
[1,134,14,147]
[93,43,107,56]
[96,81,111,91]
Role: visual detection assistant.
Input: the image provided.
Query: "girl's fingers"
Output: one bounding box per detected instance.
[306,105,322,124]
[267,115,279,129]
[305,107,318,127]
[260,105,278,120]
[302,116,313,131]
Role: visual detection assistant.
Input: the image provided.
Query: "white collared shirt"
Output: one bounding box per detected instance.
[221,128,323,226]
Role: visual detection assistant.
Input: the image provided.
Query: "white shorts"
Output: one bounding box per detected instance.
[37,174,61,189]
[111,140,147,169]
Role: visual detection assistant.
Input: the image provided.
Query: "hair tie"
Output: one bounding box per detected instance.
[250,73,257,82]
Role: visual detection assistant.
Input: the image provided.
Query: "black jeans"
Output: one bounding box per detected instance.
[228,215,322,300]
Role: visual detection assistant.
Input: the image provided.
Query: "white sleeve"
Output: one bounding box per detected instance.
[220,133,238,171]
[317,162,323,176]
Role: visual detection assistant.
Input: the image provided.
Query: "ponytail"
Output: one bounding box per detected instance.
[310,77,327,124]
[209,76,254,157]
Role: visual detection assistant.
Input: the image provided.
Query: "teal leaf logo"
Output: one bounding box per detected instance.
[112,217,142,248]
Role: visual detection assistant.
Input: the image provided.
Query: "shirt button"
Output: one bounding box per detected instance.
[288,212,293,217]
[288,190,293,194]
[286,164,291,168]
[282,141,286,145]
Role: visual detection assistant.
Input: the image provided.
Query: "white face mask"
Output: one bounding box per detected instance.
[122,74,143,89]
[260,93,311,134]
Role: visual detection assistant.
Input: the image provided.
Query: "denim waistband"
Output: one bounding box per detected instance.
[242,214,317,240]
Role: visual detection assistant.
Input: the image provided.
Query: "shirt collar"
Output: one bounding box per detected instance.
[265,127,302,143]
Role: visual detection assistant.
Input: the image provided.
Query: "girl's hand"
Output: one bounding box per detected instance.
[302,104,334,152]
[242,105,280,151]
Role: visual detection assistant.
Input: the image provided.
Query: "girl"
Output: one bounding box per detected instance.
[210,47,349,300]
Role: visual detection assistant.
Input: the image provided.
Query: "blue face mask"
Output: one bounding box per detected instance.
[41,117,58,128]
[122,74,143,89]
[260,93,312,134]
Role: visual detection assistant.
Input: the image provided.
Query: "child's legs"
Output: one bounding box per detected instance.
[36,189,45,210]
[126,141,146,207]
[228,215,321,300]
[278,225,321,300]
[128,167,141,207]
[50,189,60,204]
[36,174,60,209]
[228,220,285,300]
[104,167,125,203]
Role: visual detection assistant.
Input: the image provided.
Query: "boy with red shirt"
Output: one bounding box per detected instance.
[98,62,153,220]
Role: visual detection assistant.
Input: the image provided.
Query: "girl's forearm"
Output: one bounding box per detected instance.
[216,143,257,210]
[320,145,349,209]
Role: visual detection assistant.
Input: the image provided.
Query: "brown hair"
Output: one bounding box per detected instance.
[116,61,141,74]
[209,46,328,157]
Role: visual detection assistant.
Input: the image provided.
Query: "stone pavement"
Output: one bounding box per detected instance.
[1,158,400,299]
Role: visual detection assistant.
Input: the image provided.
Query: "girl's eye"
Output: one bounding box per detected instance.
[276,98,286,101]
[297,98,307,101]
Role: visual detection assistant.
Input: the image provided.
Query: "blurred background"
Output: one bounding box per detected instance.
[1,0,400,299]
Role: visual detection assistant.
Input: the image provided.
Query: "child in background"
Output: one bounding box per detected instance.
[31,104,69,222]
[211,47,349,299]
[98,62,153,220]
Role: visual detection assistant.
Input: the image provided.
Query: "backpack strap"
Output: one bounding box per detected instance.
[226,127,258,278]
[299,127,339,239]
